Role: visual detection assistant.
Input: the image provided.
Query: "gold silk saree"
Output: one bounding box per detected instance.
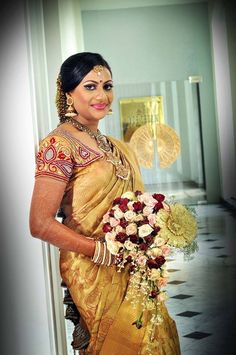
[36,128,180,354]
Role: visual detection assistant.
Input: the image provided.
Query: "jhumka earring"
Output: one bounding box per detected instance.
[65,94,77,117]
[108,108,113,115]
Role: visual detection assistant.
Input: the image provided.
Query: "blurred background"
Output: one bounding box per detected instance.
[0,0,235,354]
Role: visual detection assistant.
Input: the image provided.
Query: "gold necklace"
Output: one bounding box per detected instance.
[64,117,130,180]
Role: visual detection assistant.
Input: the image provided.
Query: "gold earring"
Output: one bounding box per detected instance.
[65,94,77,117]
[108,108,113,115]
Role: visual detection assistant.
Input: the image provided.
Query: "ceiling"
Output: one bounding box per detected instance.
[80,0,207,11]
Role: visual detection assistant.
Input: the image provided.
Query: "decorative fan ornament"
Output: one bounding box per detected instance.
[130,123,181,168]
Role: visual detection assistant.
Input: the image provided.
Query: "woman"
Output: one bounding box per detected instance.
[30,52,180,354]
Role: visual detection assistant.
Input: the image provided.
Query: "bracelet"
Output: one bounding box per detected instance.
[92,241,113,266]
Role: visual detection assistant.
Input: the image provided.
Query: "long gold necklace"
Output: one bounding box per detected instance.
[64,117,130,180]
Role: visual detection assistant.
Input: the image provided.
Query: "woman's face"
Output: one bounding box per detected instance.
[70,66,113,127]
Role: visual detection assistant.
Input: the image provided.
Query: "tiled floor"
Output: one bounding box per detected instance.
[165,204,236,355]
[65,204,236,354]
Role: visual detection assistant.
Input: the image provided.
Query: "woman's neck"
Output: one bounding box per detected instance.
[73,115,99,133]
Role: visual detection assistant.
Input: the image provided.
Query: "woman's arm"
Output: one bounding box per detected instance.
[29,177,95,257]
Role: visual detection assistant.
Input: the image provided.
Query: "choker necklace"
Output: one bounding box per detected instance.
[64,117,130,180]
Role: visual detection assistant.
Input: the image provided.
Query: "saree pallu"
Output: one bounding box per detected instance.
[59,137,180,355]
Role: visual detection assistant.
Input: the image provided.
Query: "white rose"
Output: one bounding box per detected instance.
[124,210,136,222]
[134,214,144,222]
[114,208,124,219]
[148,214,156,226]
[124,240,136,251]
[109,217,119,227]
[121,191,136,200]
[149,269,161,281]
[138,224,153,238]
[154,237,166,247]
[115,225,124,234]
[143,206,153,216]
[137,192,156,207]
[147,247,162,257]
[137,255,147,268]
[106,240,122,255]
[126,223,137,235]
[105,231,116,242]
[102,212,110,223]
[127,201,134,211]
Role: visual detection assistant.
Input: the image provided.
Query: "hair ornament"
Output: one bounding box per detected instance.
[93,65,104,76]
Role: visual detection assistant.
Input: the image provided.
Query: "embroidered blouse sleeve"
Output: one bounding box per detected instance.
[35,135,74,182]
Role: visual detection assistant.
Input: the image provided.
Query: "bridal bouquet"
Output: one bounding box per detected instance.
[102,190,197,333]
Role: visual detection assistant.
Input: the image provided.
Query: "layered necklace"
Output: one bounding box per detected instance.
[64,117,130,180]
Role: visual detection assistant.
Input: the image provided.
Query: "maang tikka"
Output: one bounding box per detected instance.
[93,65,104,76]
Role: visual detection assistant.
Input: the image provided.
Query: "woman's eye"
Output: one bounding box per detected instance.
[104,83,113,91]
[84,84,96,91]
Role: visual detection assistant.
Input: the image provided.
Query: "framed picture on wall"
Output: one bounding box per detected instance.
[119,96,164,142]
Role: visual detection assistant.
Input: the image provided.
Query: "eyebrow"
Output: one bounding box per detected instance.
[83,79,113,84]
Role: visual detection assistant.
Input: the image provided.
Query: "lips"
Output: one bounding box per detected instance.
[92,103,107,110]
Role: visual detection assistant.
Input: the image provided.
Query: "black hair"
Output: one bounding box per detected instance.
[59,52,112,93]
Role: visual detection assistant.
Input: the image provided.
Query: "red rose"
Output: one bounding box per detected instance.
[152,193,165,202]
[153,201,163,212]
[133,201,143,212]
[129,235,138,243]
[109,209,115,217]
[155,256,166,268]
[139,243,148,251]
[116,232,127,243]
[119,218,128,228]
[119,204,128,212]
[135,190,142,197]
[147,259,159,269]
[126,255,133,263]
[113,197,122,205]
[102,223,112,233]
[121,198,129,205]
[144,235,153,244]
[150,290,158,298]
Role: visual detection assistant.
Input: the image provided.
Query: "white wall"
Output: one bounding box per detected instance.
[0,1,52,354]
[81,2,221,202]
[210,0,236,202]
